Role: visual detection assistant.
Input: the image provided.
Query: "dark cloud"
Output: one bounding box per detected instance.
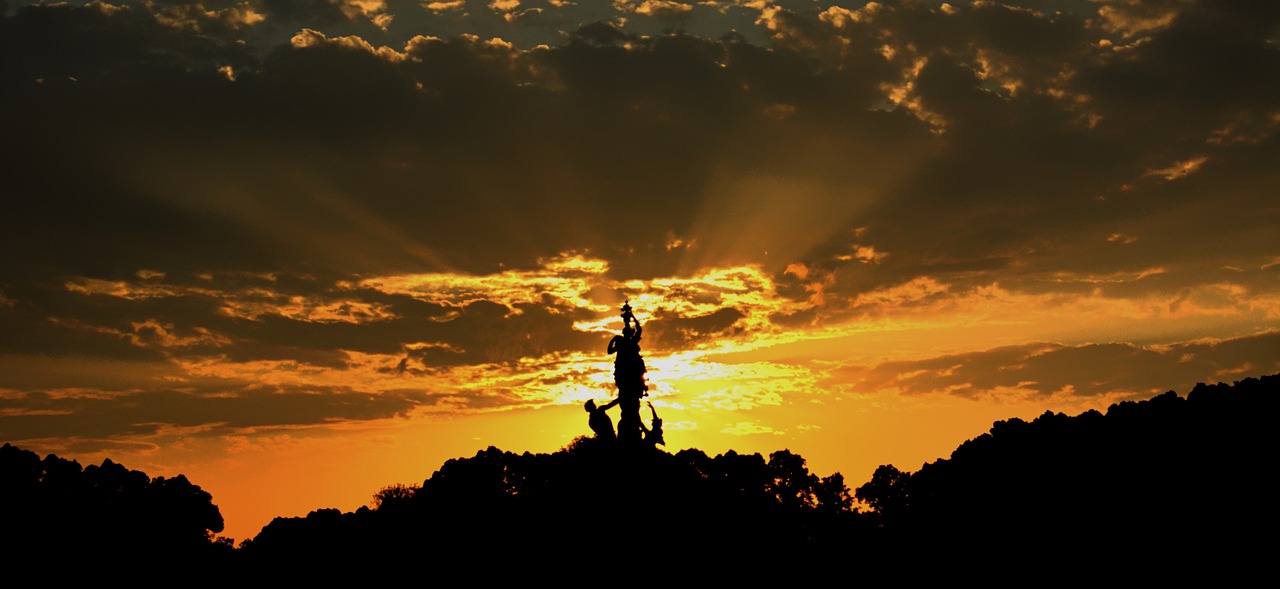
[0,269,608,371]
[0,2,920,284]
[645,306,747,350]
[1,0,1276,450]
[781,0,1280,303]
[841,331,1280,399]
[0,385,432,445]
[3,0,1274,293]
[395,298,602,366]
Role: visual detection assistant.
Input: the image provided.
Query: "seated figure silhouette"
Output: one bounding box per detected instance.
[585,399,616,441]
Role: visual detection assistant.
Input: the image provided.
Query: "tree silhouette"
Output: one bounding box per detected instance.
[854,464,910,525]
[766,449,821,509]
[850,374,1279,579]
[0,444,232,573]
[3,373,1276,582]
[371,482,419,512]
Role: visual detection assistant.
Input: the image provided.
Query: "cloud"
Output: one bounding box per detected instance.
[837,330,1280,401]
[0,384,432,443]
[1094,0,1185,39]
[1,0,1277,459]
[1143,155,1208,180]
[719,420,784,436]
[626,0,694,22]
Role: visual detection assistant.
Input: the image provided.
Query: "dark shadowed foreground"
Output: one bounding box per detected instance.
[3,375,1276,581]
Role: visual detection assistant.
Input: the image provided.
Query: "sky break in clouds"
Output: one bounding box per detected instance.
[2,0,1278,541]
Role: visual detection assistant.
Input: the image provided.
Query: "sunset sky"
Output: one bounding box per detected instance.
[3,0,1278,542]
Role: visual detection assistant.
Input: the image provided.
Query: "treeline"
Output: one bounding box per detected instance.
[0,444,233,569]
[241,442,869,575]
[855,374,1278,576]
[2,374,1276,579]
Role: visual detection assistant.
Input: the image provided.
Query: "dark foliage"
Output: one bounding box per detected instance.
[855,374,1279,579]
[238,442,870,581]
[2,374,1275,580]
[0,444,234,574]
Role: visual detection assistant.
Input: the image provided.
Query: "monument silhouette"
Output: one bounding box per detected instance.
[590,301,662,447]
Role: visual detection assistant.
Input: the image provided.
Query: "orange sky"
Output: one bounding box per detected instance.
[2,0,1278,542]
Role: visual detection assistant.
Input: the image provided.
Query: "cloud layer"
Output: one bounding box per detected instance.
[2,0,1278,456]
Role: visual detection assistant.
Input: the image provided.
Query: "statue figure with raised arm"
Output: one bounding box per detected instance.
[607,302,648,445]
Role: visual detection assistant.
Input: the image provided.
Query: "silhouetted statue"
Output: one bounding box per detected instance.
[642,401,665,448]
[608,302,648,445]
[585,399,616,441]
[609,302,647,392]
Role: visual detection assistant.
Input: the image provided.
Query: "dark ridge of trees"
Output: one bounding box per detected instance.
[1,374,1276,580]
[238,443,867,581]
[854,373,1279,577]
[0,444,234,572]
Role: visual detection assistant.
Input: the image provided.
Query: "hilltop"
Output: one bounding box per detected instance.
[2,374,1275,580]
